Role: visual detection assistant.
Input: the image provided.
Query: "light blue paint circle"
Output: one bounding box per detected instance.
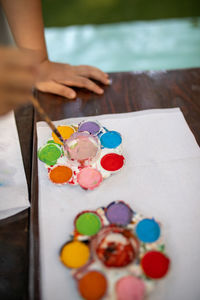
[100,131,122,149]
[135,218,160,243]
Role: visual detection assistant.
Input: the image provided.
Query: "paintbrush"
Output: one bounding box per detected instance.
[30,95,64,144]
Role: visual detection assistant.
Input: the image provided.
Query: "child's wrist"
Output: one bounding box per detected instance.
[18,47,48,63]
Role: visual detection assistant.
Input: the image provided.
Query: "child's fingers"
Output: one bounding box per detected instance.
[35,80,76,99]
[60,76,104,95]
[35,61,108,97]
[75,65,110,85]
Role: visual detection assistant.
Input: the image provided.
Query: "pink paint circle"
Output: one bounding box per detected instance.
[116,276,145,300]
[100,153,124,171]
[77,167,103,190]
[64,132,100,162]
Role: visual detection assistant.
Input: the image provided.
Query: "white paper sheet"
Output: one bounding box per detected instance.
[0,111,29,220]
[37,108,200,300]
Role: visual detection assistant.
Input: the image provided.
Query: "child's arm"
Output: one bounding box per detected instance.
[0,47,37,115]
[1,0,109,99]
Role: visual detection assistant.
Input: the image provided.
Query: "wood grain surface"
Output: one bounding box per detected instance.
[36,69,200,144]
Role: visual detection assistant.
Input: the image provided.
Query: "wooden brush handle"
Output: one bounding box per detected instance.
[30,96,64,144]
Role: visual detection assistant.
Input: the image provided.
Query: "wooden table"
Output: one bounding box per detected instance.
[0,68,200,300]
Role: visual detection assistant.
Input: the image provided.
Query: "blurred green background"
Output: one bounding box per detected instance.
[42,0,200,71]
[42,0,200,27]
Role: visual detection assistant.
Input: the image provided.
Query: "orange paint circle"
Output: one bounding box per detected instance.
[52,125,75,145]
[49,165,73,184]
[78,271,107,300]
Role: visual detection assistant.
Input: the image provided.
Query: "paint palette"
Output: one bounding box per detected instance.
[38,121,125,189]
[60,201,170,300]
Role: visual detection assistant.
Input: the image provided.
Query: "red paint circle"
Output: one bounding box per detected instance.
[100,153,124,171]
[141,251,170,279]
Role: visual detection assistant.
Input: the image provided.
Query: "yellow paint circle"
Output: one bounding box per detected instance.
[52,125,75,145]
[60,241,90,268]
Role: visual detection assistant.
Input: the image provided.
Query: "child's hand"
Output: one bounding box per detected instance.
[35,60,110,99]
[0,47,37,115]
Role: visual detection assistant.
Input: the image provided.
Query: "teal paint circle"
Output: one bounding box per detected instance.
[100,131,122,149]
[135,218,160,243]
[75,212,101,236]
[38,143,62,165]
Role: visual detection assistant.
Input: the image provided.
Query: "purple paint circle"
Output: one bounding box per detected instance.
[105,202,133,226]
[78,121,101,135]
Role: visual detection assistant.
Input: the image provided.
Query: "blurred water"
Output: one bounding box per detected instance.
[45,18,200,72]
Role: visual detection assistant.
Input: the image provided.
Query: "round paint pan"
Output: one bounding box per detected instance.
[100,131,122,149]
[135,218,161,243]
[74,211,102,236]
[60,240,90,269]
[64,132,100,164]
[48,164,73,185]
[78,121,101,135]
[92,225,139,268]
[105,201,133,226]
[77,167,103,190]
[141,250,170,279]
[100,153,125,172]
[78,270,107,300]
[52,125,75,145]
[38,142,62,166]
[115,275,145,300]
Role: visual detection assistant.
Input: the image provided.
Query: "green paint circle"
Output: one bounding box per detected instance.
[38,143,62,165]
[76,212,101,236]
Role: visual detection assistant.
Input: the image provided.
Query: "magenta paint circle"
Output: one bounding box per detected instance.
[77,167,103,190]
[64,132,100,162]
[78,121,101,135]
[105,202,133,226]
[116,276,145,300]
[101,153,125,171]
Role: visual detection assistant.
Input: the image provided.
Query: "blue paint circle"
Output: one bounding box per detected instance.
[135,218,160,243]
[100,131,122,149]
